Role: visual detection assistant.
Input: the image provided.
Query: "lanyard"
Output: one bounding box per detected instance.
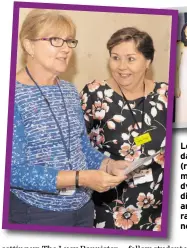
[25,66,72,169]
[117,82,145,134]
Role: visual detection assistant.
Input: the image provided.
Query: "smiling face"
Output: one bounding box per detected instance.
[109,40,151,89]
[26,32,73,75]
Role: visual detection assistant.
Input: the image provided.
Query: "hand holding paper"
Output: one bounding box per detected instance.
[105,159,131,177]
[124,149,164,175]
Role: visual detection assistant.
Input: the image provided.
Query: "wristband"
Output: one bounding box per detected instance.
[75,171,80,188]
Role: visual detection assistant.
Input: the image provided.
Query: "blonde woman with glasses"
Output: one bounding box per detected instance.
[9,9,130,227]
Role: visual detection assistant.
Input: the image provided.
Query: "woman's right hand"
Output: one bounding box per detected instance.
[79,170,125,193]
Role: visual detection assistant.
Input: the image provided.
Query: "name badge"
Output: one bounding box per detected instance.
[59,186,76,196]
[134,132,152,146]
[133,168,153,185]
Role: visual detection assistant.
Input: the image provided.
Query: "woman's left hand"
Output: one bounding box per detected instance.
[102,158,131,177]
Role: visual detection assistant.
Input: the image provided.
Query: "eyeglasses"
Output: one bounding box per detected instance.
[31,37,78,48]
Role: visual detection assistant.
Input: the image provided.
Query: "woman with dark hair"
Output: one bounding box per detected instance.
[175,23,187,123]
[80,27,167,230]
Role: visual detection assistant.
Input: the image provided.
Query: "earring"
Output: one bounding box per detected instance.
[31,54,34,59]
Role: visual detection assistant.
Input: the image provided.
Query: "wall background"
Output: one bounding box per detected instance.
[17,8,172,91]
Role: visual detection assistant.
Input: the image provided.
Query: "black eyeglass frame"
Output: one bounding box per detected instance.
[31,37,78,48]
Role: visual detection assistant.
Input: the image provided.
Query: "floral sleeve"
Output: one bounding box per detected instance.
[80,84,94,134]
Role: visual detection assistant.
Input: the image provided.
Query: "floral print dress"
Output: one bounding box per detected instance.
[80,80,167,231]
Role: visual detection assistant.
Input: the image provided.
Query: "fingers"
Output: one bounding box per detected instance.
[115,160,131,168]
[107,174,126,183]
[96,179,120,192]
[99,185,116,193]
[108,161,131,176]
[98,175,126,192]
[94,171,126,193]
[111,168,129,177]
[104,186,111,192]
[101,179,123,192]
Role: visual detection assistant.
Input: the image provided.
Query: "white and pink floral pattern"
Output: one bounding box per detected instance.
[80,80,167,230]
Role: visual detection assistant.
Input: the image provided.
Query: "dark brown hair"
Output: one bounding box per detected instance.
[107,27,155,63]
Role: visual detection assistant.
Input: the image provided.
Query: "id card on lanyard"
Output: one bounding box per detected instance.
[59,187,76,196]
[133,168,153,185]
[134,132,152,146]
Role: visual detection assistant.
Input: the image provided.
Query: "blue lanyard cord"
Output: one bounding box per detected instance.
[56,78,71,164]
[25,66,72,169]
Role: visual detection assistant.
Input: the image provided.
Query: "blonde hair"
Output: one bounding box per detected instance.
[19,9,76,64]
